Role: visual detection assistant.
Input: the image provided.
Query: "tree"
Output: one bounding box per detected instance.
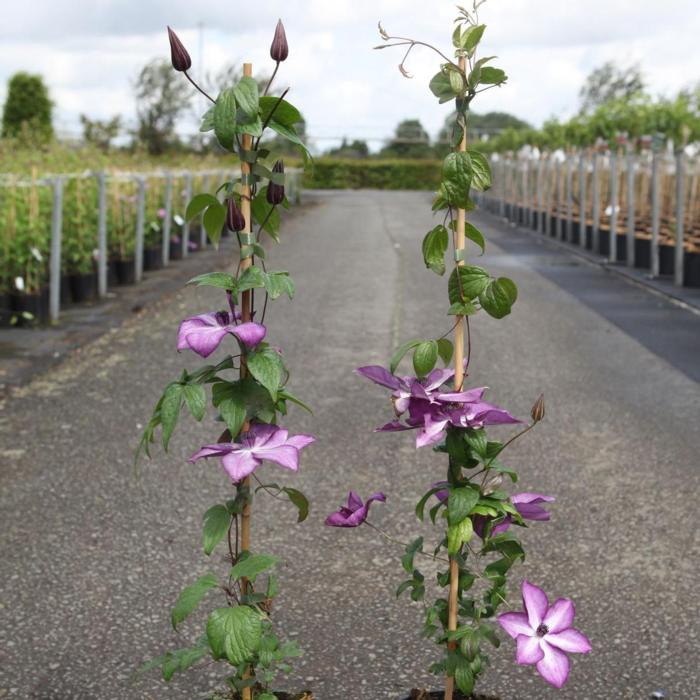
[1,72,53,142]
[80,114,121,151]
[326,138,369,158]
[380,119,433,159]
[134,59,192,155]
[579,61,645,114]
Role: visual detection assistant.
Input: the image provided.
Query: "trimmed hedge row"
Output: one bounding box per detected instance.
[303,158,441,190]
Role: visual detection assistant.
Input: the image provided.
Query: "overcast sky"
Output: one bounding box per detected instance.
[2,0,700,152]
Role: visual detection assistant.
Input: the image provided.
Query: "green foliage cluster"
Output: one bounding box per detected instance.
[1,72,53,144]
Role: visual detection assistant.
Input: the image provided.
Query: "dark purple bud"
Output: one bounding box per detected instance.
[167,26,192,72]
[270,19,289,62]
[266,160,285,205]
[226,198,246,232]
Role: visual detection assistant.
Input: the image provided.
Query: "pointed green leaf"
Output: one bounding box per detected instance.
[247,347,284,401]
[259,96,301,128]
[160,383,183,450]
[447,485,480,526]
[479,277,518,319]
[237,266,267,292]
[183,384,206,421]
[437,338,453,366]
[389,338,422,374]
[283,487,309,523]
[171,573,219,629]
[207,606,262,665]
[422,224,449,275]
[213,88,237,151]
[467,149,492,191]
[230,553,278,582]
[448,265,491,303]
[447,516,474,555]
[186,193,219,221]
[464,221,486,254]
[203,201,226,246]
[233,76,259,117]
[202,504,232,556]
[187,271,237,290]
[413,340,438,378]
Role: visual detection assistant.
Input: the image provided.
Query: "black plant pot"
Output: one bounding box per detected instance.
[169,240,184,260]
[143,246,163,271]
[659,244,675,276]
[60,274,72,306]
[615,233,627,262]
[107,260,118,287]
[68,272,97,303]
[599,229,610,256]
[10,288,50,325]
[683,252,700,287]
[113,258,136,285]
[532,211,539,231]
[571,221,581,246]
[635,238,651,270]
[399,691,500,700]
[585,226,593,250]
[0,292,13,327]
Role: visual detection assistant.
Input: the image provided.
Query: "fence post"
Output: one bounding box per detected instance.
[96,171,108,298]
[650,146,661,278]
[134,176,146,282]
[674,150,685,286]
[609,148,618,263]
[566,152,573,241]
[182,171,193,258]
[537,156,544,234]
[524,158,532,229]
[499,158,506,218]
[49,177,64,323]
[555,158,563,240]
[201,173,210,247]
[162,173,172,266]
[579,150,587,248]
[626,143,636,267]
[591,149,600,253]
[544,156,553,236]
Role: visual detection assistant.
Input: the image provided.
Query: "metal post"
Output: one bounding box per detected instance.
[537,156,545,234]
[499,158,505,218]
[201,173,210,247]
[49,177,64,323]
[650,149,660,278]
[579,151,587,248]
[626,144,635,267]
[591,151,600,253]
[544,157,553,236]
[96,171,108,298]
[609,149,618,263]
[674,150,685,286]
[182,171,193,258]
[555,159,563,240]
[162,173,172,266]
[524,159,532,229]
[566,153,573,241]
[135,176,146,282]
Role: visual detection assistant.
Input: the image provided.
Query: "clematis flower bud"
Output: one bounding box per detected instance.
[531,393,545,423]
[270,19,289,62]
[266,161,285,205]
[226,198,246,232]
[167,27,192,72]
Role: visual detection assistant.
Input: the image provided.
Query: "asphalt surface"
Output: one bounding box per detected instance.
[1,190,698,700]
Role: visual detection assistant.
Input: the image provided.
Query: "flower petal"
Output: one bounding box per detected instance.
[497,611,533,639]
[512,492,556,505]
[536,640,570,689]
[221,450,260,482]
[286,434,316,450]
[516,634,544,665]
[376,420,414,432]
[347,491,364,511]
[180,322,229,358]
[256,444,300,471]
[354,365,403,390]
[231,322,266,348]
[416,415,448,448]
[188,443,238,463]
[546,628,591,655]
[522,580,549,628]
[423,367,454,392]
[543,598,575,634]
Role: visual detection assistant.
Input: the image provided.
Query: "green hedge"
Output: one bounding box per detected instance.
[303,158,441,190]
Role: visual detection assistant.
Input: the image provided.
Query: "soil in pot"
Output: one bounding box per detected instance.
[113,259,136,285]
[68,272,97,303]
[143,246,163,271]
[10,288,50,325]
[404,690,501,700]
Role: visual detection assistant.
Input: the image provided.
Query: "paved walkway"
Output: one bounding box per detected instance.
[1,191,698,699]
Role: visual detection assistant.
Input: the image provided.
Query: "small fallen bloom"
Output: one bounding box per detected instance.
[325,491,386,527]
[189,423,315,482]
[498,580,591,688]
[177,311,266,357]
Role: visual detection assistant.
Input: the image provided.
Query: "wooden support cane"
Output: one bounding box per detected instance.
[445,55,468,700]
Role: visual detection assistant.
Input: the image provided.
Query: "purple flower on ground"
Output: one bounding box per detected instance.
[189,423,315,482]
[356,364,519,448]
[177,311,266,357]
[325,491,386,528]
[498,580,591,688]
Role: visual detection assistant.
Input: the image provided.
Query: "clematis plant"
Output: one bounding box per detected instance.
[327,3,590,697]
[136,20,315,700]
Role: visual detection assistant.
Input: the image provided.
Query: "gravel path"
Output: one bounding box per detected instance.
[1,190,698,700]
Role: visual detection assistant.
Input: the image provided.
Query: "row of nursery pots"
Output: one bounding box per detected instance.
[0,225,216,327]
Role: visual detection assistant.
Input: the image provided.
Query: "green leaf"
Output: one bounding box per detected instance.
[479,66,507,85]
[465,428,488,458]
[416,485,445,521]
[207,606,262,665]
[200,107,215,132]
[203,201,226,246]
[479,277,518,319]
[247,347,284,401]
[455,659,475,694]
[264,271,295,300]
[183,384,206,421]
[162,639,210,681]
[161,383,183,450]
[237,265,267,292]
[230,553,278,582]
[259,96,301,128]
[461,24,486,54]
[442,152,473,208]
[448,301,479,316]
[283,487,309,523]
[447,486,480,526]
[447,517,474,555]
[401,536,424,573]
[236,115,263,137]
[437,338,453,366]
[467,149,492,191]
[251,188,281,242]
[448,68,465,94]
[202,505,232,556]
[233,76,259,118]
[213,88,237,151]
[277,388,312,414]
[429,69,457,103]
[186,193,219,221]
[464,221,486,254]
[413,340,438,378]
[218,393,247,438]
[187,271,237,290]
[389,338,422,374]
[171,573,219,630]
[421,224,449,275]
[267,120,312,161]
[448,265,491,303]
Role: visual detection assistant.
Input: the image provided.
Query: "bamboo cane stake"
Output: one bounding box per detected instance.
[445,55,467,700]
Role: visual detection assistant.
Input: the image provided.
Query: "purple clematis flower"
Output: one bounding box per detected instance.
[325,491,386,527]
[188,423,315,482]
[498,580,591,688]
[177,310,266,357]
[356,364,520,448]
